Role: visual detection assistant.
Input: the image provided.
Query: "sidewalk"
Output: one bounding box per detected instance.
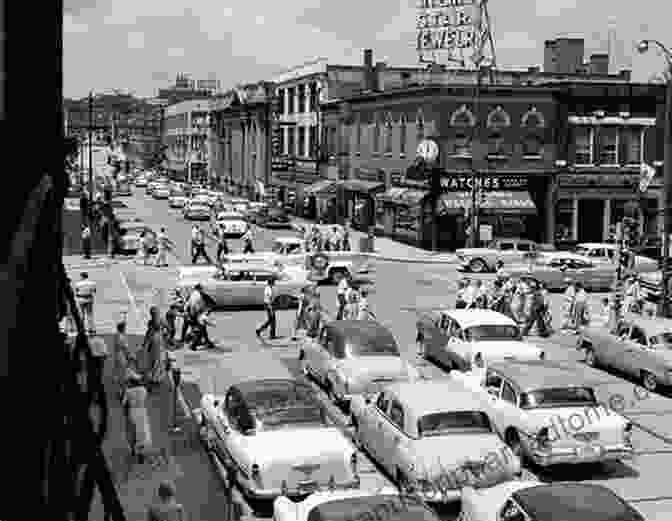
[89,334,232,521]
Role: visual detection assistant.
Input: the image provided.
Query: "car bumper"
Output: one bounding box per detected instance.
[244,477,360,499]
[222,231,246,238]
[530,444,634,466]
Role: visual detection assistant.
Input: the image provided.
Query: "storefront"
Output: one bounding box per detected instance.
[375,188,431,247]
[340,179,385,231]
[555,172,661,243]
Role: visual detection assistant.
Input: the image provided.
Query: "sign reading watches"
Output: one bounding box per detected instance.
[440,175,528,191]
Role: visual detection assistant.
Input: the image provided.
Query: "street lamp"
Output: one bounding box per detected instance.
[637,38,672,316]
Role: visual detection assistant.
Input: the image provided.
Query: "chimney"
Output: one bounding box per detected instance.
[363,49,374,91]
[374,61,386,91]
[589,53,609,75]
[619,69,631,81]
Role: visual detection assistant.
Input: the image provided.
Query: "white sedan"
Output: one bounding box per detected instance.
[299,320,420,409]
[351,379,520,502]
[575,242,658,274]
[216,211,248,238]
[152,184,171,199]
[200,352,360,500]
[459,481,645,521]
[274,487,441,521]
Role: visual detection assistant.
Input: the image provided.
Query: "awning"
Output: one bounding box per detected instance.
[303,179,338,197]
[339,179,385,193]
[438,191,537,215]
[376,187,430,206]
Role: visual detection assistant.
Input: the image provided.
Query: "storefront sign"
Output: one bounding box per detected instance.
[558,173,640,187]
[440,174,528,192]
[416,0,484,63]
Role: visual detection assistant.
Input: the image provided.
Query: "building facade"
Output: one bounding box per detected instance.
[163,99,211,181]
[208,82,274,198]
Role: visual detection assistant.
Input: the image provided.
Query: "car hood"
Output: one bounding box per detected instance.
[456,248,493,257]
[469,340,543,361]
[410,434,519,485]
[241,427,354,468]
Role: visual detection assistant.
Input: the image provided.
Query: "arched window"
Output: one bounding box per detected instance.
[372,113,380,154]
[450,105,475,157]
[521,106,546,129]
[416,108,425,142]
[399,113,407,156]
[450,105,476,127]
[384,113,393,154]
[486,106,511,130]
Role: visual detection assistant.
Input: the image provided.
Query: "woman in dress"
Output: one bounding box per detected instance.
[122,369,153,461]
[572,282,589,334]
[143,306,166,387]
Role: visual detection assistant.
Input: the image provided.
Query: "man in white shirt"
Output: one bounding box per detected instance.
[75,271,97,334]
[190,225,199,258]
[155,227,175,267]
[242,228,255,254]
[256,278,277,339]
[336,275,350,320]
[88,335,109,401]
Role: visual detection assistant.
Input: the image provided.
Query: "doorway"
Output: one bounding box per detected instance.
[578,199,604,242]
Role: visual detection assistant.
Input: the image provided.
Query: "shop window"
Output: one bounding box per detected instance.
[399,114,407,157]
[522,135,543,158]
[621,127,642,165]
[597,127,618,165]
[287,127,295,157]
[573,126,593,165]
[384,113,393,155]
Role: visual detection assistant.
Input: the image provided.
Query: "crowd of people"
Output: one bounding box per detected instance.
[298,223,352,253]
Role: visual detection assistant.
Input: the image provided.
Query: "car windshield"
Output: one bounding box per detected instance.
[651,332,672,349]
[464,325,521,341]
[190,204,209,211]
[307,496,436,521]
[520,387,597,409]
[418,411,492,437]
[345,339,400,357]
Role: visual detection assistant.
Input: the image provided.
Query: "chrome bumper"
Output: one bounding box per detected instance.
[245,477,360,499]
[530,444,634,466]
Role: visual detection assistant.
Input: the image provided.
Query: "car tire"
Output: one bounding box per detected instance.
[469,258,488,273]
[642,371,657,392]
[583,346,598,367]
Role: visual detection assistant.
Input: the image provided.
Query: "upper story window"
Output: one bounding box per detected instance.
[450,105,476,157]
[522,135,543,157]
[486,106,511,130]
[298,85,307,114]
[416,108,425,143]
[309,83,319,113]
[372,113,380,154]
[621,127,643,165]
[399,113,407,157]
[355,115,362,155]
[287,87,295,114]
[573,126,593,165]
[521,107,545,129]
[298,126,306,157]
[277,89,285,115]
[384,113,393,155]
[287,126,295,156]
[597,126,618,165]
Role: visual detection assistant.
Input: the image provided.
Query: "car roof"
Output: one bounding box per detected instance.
[443,309,517,329]
[275,237,302,244]
[326,320,397,345]
[208,352,294,395]
[387,379,484,415]
[541,252,594,262]
[513,483,636,521]
[218,211,244,217]
[488,360,590,392]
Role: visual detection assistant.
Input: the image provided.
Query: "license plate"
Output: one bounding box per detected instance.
[578,445,598,457]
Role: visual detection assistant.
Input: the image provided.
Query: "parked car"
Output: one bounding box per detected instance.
[579,317,672,391]
[350,379,520,502]
[416,309,545,373]
[456,239,541,273]
[256,207,292,229]
[639,270,672,304]
[176,264,307,309]
[215,211,249,238]
[199,351,360,500]
[183,202,211,220]
[500,252,616,292]
[115,221,157,254]
[474,360,634,467]
[190,194,212,207]
[574,242,658,274]
[274,488,441,521]
[145,181,158,195]
[152,184,170,199]
[460,481,646,521]
[299,320,420,409]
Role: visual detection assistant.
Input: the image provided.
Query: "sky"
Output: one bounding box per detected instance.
[63,0,671,99]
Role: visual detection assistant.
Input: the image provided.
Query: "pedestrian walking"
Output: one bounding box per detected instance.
[147,480,187,521]
[572,282,589,333]
[344,288,360,320]
[75,271,97,334]
[357,288,374,320]
[180,283,205,343]
[122,369,152,462]
[190,225,199,259]
[336,274,350,320]
[242,227,255,254]
[214,226,230,263]
[293,285,312,338]
[561,281,577,333]
[464,280,481,309]
[155,227,175,267]
[113,320,134,399]
[80,191,89,223]
[139,231,153,266]
[521,284,550,338]
[190,308,215,350]
[256,278,277,339]
[624,277,641,314]
[89,334,109,402]
[81,224,92,260]
[164,305,179,347]
[342,223,351,252]
[191,226,212,264]
[595,297,611,327]
[143,306,166,387]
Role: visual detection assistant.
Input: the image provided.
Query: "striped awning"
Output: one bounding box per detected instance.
[376,187,429,206]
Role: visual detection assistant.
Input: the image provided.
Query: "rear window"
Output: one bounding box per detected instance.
[464,325,521,341]
[418,411,492,437]
[520,387,597,409]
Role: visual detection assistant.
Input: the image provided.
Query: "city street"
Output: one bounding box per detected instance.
[67,188,672,520]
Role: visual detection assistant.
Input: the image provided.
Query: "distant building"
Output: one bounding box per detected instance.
[163,98,211,181]
[157,74,220,105]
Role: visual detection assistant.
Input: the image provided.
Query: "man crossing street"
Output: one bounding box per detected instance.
[81,224,92,260]
[75,271,97,334]
[242,227,255,254]
[256,278,277,339]
[155,227,176,267]
[191,225,212,264]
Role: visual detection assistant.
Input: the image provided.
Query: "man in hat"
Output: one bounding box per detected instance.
[181,283,205,343]
[81,224,92,260]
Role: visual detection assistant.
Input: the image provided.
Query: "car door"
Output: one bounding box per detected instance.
[598,322,632,369]
[620,324,650,378]
[380,398,406,474]
[216,389,244,465]
[482,371,505,435]
[360,391,391,461]
[445,318,470,370]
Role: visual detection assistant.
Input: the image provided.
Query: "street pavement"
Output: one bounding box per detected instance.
[69,187,672,520]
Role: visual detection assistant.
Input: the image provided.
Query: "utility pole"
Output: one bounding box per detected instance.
[88,91,94,201]
[470,67,484,248]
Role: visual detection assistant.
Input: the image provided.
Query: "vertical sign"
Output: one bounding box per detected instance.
[416,0,485,66]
